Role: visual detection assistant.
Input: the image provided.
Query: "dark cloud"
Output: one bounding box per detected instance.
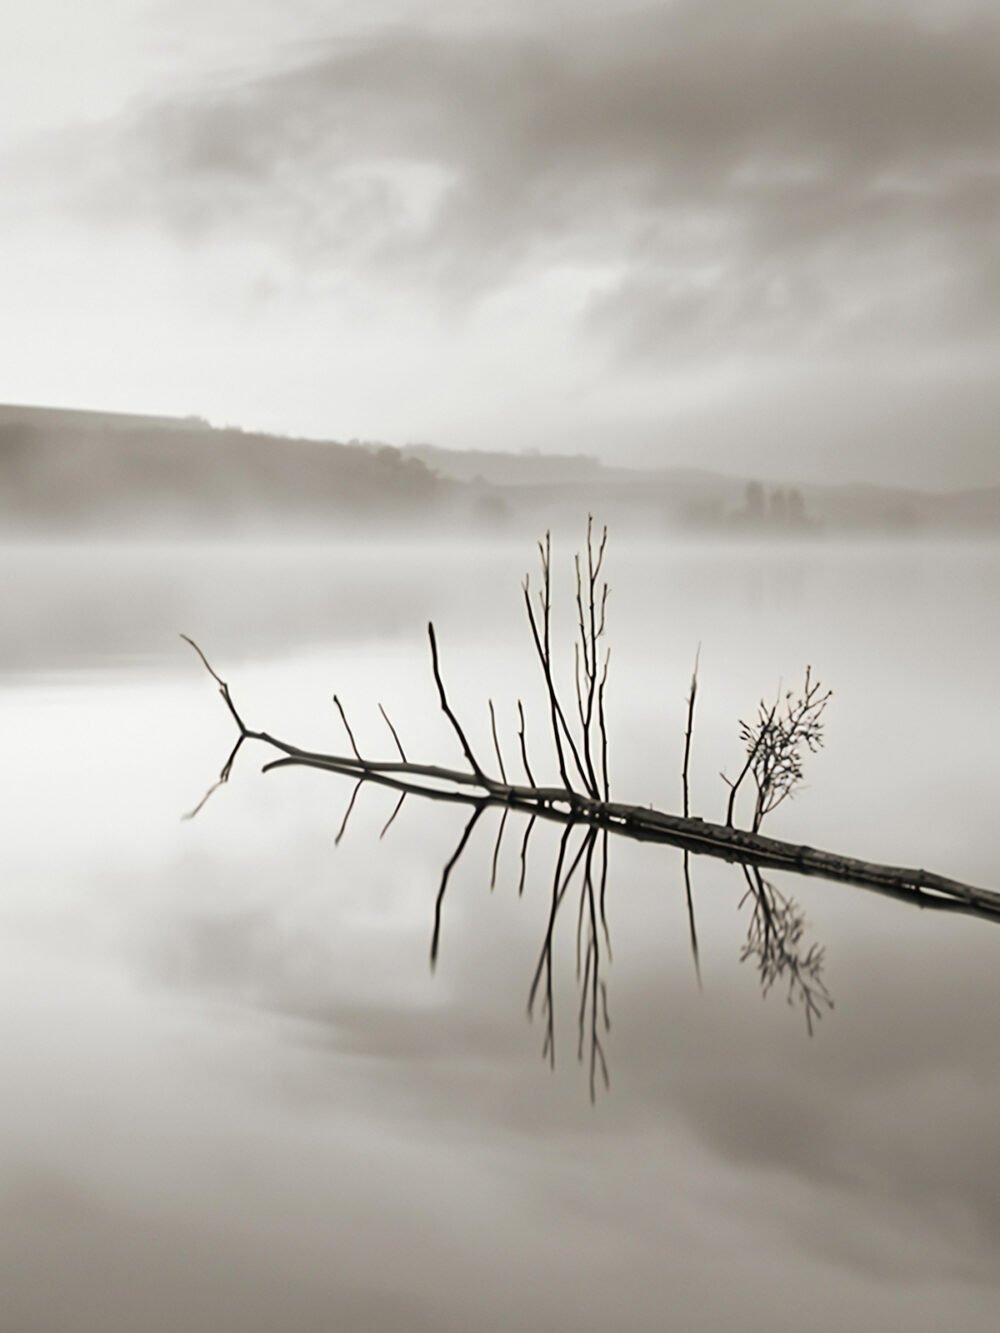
[63,0,1000,355]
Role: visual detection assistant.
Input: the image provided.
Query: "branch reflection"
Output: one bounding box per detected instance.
[308,755,833,1101]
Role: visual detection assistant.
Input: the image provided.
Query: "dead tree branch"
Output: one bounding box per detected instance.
[183,527,1000,929]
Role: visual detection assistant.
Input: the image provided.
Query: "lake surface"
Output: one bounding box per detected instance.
[2,536,999,1332]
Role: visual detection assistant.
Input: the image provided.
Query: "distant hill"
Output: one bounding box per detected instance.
[2,402,997,539]
[398,443,614,486]
[0,403,206,435]
[403,442,1000,537]
[0,403,450,535]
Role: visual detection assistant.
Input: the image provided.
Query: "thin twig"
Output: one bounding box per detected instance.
[428,622,487,785]
[335,779,363,846]
[181,634,248,735]
[379,792,406,840]
[182,734,245,820]
[488,699,507,785]
[517,700,536,787]
[431,803,486,969]
[490,807,509,890]
[598,648,610,802]
[683,850,702,989]
[522,533,590,792]
[724,700,777,827]
[522,570,574,792]
[333,695,363,763]
[682,645,700,820]
[378,703,407,762]
[518,813,537,897]
[529,823,575,1017]
[598,828,612,958]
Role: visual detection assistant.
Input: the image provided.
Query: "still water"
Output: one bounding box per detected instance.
[2,537,999,1331]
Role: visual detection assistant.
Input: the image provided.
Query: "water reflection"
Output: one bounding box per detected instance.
[185,565,1000,1101]
[192,724,842,1100]
[6,541,1000,1331]
[738,866,832,1036]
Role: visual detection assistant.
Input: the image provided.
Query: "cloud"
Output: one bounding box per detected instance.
[38,0,997,358]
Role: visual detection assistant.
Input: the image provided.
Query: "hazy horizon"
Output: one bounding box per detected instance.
[3,396,999,504]
[3,0,998,488]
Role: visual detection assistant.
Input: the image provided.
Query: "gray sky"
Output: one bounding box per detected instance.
[3,0,998,485]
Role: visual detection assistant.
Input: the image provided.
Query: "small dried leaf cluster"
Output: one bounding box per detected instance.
[725,667,832,831]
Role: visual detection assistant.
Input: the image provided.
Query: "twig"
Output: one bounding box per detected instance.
[517,699,536,787]
[529,823,575,1017]
[683,850,702,989]
[378,703,407,762]
[182,734,245,820]
[522,533,590,793]
[488,699,507,785]
[333,695,363,763]
[490,807,509,890]
[181,633,248,735]
[723,700,777,828]
[518,813,537,897]
[598,649,610,802]
[682,645,700,819]
[430,803,486,969]
[739,865,832,1033]
[598,828,611,957]
[528,822,575,1068]
[379,792,406,840]
[335,779,363,846]
[578,517,608,800]
[428,622,488,785]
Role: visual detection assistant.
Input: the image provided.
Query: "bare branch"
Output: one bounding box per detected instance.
[517,699,536,787]
[739,866,833,1033]
[182,734,245,820]
[379,792,406,840]
[522,569,574,792]
[185,525,1000,936]
[528,822,575,1069]
[724,700,777,828]
[181,634,248,735]
[428,621,487,785]
[333,694,363,763]
[335,779,363,846]
[682,645,700,820]
[488,699,507,786]
[378,703,407,762]
[490,807,509,890]
[529,823,575,1018]
[431,803,486,969]
[518,813,537,897]
[683,850,702,989]
[598,829,611,958]
[522,533,591,793]
[598,648,611,802]
[572,516,607,800]
[737,669,833,832]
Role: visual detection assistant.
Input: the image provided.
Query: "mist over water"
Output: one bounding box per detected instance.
[2,533,999,1331]
[7,0,1000,1322]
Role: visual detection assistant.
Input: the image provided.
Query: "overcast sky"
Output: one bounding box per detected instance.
[3,0,997,485]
